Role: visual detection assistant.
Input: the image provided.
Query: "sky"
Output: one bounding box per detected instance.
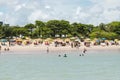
[0,0,120,26]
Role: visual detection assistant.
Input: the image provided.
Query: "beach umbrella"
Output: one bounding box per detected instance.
[64,38,71,42]
[70,37,76,40]
[100,42,106,46]
[10,39,15,42]
[0,39,7,42]
[45,38,53,41]
[84,38,91,42]
[114,39,118,42]
[54,38,64,42]
[101,38,106,40]
[37,38,42,41]
[75,38,81,42]
[86,38,91,41]
[25,37,31,40]
[93,38,97,41]
[16,38,22,42]
[105,40,109,43]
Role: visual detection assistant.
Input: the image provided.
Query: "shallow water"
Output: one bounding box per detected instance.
[0,50,120,80]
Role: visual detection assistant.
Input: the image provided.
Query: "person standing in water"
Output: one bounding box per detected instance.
[63,54,67,57]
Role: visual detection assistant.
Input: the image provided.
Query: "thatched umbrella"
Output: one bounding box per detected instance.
[16,38,23,45]
[75,38,81,42]
[64,38,71,42]
[84,38,91,42]
[16,38,22,42]
[70,37,76,41]
[45,38,53,42]
[54,38,64,42]
[84,38,91,47]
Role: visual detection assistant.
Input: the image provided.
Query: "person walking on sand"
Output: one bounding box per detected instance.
[7,47,9,51]
[83,48,87,53]
[0,45,1,54]
[0,45,1,51]
[47,47,49,53]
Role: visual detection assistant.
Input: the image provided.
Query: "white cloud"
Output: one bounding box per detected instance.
[0,0,120,26]
[15,4,25,11]
[45,5,51,9]
[4,14,17,25]
[28,10,49,23]
[0,12,5,22]
[0,0,18,5]
[76,6,82,15]
[0,12,3,15]
[73,0,120,25]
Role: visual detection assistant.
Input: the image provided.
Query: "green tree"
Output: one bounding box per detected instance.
[90,30,118,40]
[24,23,35,38]
[0,22,3,38]
[1,24,12,38]
[35,20,45,38]
[12,26,28,37]
[98,23,106,31]
[71,23,94,38]
[107,21,120,34]
[59,20,70,37]
[46,20,61,37]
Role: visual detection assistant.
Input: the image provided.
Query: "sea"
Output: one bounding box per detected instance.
[0,50,120,80]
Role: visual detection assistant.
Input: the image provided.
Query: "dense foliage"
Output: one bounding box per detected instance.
[0,20,120,40]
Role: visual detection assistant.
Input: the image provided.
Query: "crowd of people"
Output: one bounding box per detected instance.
[0,38,120,55]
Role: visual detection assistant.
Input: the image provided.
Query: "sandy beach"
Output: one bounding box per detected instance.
[0,42,120,54]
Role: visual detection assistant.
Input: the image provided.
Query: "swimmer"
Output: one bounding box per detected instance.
[63,54,67,57]
[58,55,61,57]
[79,54,81,56]
[82,54,84,56]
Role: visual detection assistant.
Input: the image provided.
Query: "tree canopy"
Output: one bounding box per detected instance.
[0,20,120,40]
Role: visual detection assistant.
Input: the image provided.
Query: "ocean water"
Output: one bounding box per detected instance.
[0,50,120,80]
